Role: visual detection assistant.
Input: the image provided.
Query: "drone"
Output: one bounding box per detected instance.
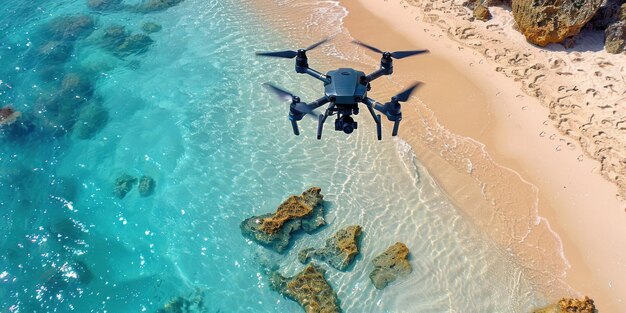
[256,38,429,140]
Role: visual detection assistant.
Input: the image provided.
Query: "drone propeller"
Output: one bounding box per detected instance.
[352,40,429,59]
[375,82,422,136]
[256,37,331,59]
[263,83,318,116]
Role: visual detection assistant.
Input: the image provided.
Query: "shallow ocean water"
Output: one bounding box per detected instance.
[1,0,548,312]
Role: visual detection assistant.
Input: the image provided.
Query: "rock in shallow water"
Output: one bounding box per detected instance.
[87,0,123,11]
[138,175,156,197]
[240,187,325,253]
[533,296,596,313]
[73,102,109,139]
[133,0,185,13]
[113,174,137,199]
[42,15,96,42]
[298,225,362,271]
[269,264,341,313]
[512,0,604,46]
[141,22,162,33]
[369,242,412,290]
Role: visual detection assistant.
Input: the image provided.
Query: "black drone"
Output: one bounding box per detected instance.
[256,38,429,140]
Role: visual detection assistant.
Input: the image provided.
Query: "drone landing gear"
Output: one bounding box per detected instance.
[290,119,300,136]
[392,119,401,136]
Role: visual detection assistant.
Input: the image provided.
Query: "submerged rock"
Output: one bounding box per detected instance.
[240,187,325,253]
[512,0,603,46]
[533,296,597,313]
[113,174,137,199]
[43,15,96,42]
[141,22,162,33]
[37,40,74,63]
[138,175,156,197]
[157,289,206,313]
[269,264,341,313]
[132,0,185,13]
[298,225,362,271]
[100,25,154,56]
[87,0,123,11]
[61,73,94,99]
[73,102,109,139]
[0,106,21,126]
[369,242,412,290]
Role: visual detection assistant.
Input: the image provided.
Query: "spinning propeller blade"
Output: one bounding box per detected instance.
[255,37,332,59]
[263,83,320,116]
[352,40,429,59]
[263,82,294,102]
[394,82,422,102]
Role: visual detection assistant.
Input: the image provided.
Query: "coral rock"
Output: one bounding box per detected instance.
[38,41,74,62]
[113,174,137,199]
[141,22,162,33]
[269,264,341,313]
[473,4,492,22]
[157,289,206,313]
[533,296,597,313]
[605,21,626,53]
[87,0,123,11]
[512,0,603,46]
[43,15,95,42]
[240,187,325,253]
[369,242,412,290]
[133,0,184,13]
[298,225,362,271]
[0,106,21,126]
[138,175,156,197]
[73,103,109,139]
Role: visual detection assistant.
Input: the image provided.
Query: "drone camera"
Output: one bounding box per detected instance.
[335,116,358,134]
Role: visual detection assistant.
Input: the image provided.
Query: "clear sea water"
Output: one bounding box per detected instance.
[0,0,549,312]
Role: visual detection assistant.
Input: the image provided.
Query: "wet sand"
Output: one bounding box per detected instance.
[341,0,626,311]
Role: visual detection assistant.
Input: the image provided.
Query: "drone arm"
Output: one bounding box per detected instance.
[365,67,391,83]
[308,96,330,110]
[304,68,331,84]
[362,98,383,140]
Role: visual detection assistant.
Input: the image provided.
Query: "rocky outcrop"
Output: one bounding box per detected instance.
[369,242,412,290]
[100,25,154,57]
[512,0,604,46]
[73,103,109,139]
[138,175,156,197]
[0,106,21,126]
[474,3,492,22]
[157,289,206,313]
[132,0,184,13]
[533,296,597,313]
[269,264,341,313]
[605,4,626,54]
[87,0,123,11]
[240,187,325,253]
[113,174,137,199]
[298,225,362,271]
[141,22,162,33]
[42,15,95,42]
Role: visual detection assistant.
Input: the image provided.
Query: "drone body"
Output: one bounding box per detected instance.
[257,39,428,140]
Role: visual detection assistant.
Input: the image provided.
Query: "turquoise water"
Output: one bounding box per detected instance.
[0,0,549,312]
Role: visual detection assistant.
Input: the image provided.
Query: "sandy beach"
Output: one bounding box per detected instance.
[339,0,626,311]
[247,0,625,311]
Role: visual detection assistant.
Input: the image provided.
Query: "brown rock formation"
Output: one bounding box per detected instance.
[474,4,492,21]
[240,187,325,253]
[113,174,137,199]
[605,4,626,54]
[298,225,362,271]
[260,188,321,234]
[369,242,412,290]
[269,264,341,313]
[0,106,21,126]
[512,0,604,46]
[533,296,597,313]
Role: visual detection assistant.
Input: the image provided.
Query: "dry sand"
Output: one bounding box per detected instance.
[247,0,626,311]
[341,0,626,311]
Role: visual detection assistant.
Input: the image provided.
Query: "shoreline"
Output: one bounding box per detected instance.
[341,0,625,311]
